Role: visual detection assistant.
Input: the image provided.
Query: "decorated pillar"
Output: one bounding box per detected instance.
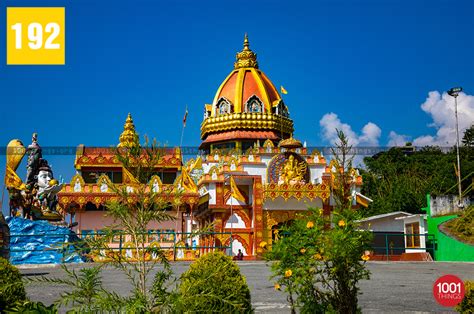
[253,177,264,258]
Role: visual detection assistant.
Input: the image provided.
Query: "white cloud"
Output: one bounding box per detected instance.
[319,91,474,151]
[387,131,409,146]
[409,91,474,146]
[360,122,382,146]
[319,113,381,146]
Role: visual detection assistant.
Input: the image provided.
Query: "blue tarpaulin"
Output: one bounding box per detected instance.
[7,217,85,265]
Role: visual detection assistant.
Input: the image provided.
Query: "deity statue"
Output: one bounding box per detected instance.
[278,154,307,185]
[5,133,64,221]
[25,133,42,186]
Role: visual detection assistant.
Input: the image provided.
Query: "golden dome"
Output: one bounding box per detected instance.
[200,35,294,148]
[118,113,139,147]
[210,35,282,116]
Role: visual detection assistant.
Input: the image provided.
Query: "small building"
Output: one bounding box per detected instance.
[358,211,429,259]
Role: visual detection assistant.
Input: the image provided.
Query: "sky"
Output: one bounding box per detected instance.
[1,0,473,214]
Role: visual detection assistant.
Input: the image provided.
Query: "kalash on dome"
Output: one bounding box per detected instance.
[56,35,371,260]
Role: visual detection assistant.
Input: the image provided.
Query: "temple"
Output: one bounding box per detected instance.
[56,35,369,259]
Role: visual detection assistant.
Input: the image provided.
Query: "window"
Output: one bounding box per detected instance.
[217,98,232,115]
[245,95,263,113]
[405,222,420,248]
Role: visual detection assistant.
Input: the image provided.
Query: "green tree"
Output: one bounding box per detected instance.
[361,144,474,217]
[462,124,474,147]
[40,136,180,313]
[87,136,178,311]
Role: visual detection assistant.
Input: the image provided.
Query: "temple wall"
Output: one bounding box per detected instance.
[242,164,267,182]
[75,210,182,233]
[263,198,323,211]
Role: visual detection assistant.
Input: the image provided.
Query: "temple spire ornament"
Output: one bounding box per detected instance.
[118,113,139,147]
[234,33,258,69]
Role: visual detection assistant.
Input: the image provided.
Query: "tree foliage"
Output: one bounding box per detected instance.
[462,124,474,148]
[0,257,26,310]
[361,142,474,216]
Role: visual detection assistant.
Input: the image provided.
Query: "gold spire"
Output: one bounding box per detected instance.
[118,113,139,147]
[234,33,258,69]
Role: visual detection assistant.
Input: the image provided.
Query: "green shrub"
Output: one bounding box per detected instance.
[456,281,474,313]
[266,207,372,313]
[453,206,473,237]
[0,257,26,310]
[4,300,56,313]
[178,252,253,313]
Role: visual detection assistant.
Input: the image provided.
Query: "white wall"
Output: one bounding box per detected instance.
[208,182,216,205]
[402,215,427,252]
[359,216,406,232]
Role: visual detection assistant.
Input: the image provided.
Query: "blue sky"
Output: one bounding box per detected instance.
[1,0,473,213]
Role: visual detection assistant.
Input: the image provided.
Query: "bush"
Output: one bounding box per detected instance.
[456,281,474,313]
[178,252,252,313]
[0,257,26,310]
[4,300,56,313]
[266,207,372,314]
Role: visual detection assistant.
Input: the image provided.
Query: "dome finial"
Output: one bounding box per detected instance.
[243,33,250,51]
[118,113,139,147]
[234,34,258,69]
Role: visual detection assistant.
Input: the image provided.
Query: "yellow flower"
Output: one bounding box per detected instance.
[274,229,279,234]
[306,221,314,229]
[259,241,267,248]
[318,209,323,215]
[300,248,306,254]
[313,253,322,260]
[361,254,370,261]
[338,220,346,227]
[274,283,281,290]
[284,269,292,278]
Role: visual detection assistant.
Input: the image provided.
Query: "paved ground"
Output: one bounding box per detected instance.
[19,261,473,313]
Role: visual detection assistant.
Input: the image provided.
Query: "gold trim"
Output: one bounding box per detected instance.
[263,183,330,201]
[235,69,245,112]
[200,113,293,139]
[251,68,271,112]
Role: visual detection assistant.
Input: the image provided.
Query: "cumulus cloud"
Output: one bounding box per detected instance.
[319,91,473,153]
[319,113,381,146]
[410,91,474,146]
[387,131,410,146]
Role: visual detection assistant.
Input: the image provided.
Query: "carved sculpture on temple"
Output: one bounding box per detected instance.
[278,154,307,185]
[4,133,64,221]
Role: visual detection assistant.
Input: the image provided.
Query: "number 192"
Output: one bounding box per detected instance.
[11,22,60,50]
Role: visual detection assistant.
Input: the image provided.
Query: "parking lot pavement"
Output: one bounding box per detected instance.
[20,261,473,313]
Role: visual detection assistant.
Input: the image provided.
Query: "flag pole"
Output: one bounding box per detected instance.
[180,105,188,148]
[230,176,233,256]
